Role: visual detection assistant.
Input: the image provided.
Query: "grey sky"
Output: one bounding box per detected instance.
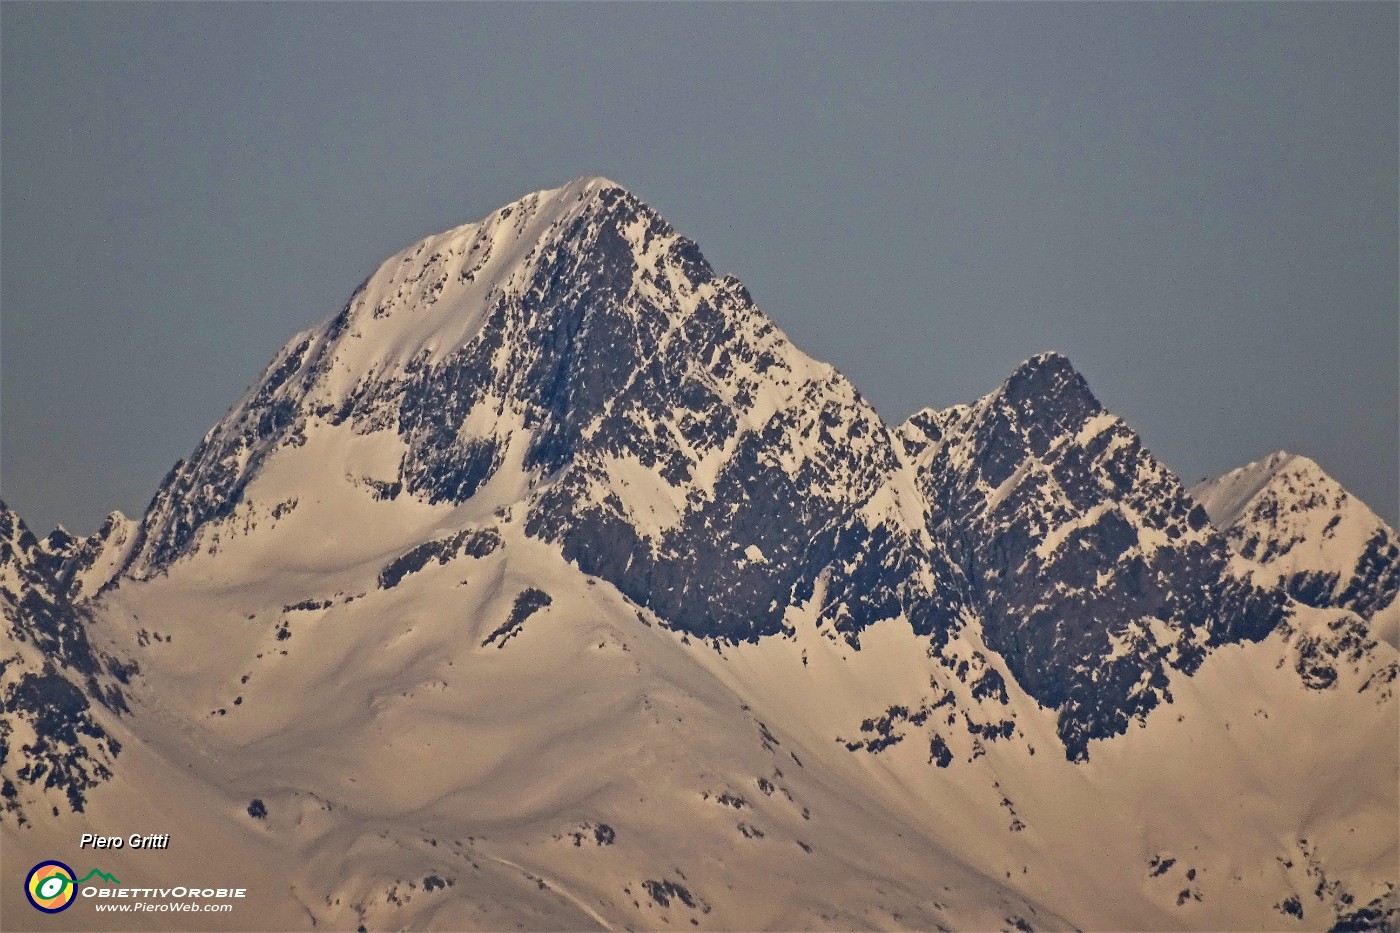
[3,2,1396,533]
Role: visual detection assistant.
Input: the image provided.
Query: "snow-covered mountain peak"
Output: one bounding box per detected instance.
[116,179,964,648]
[306,175,654,382]
[1192,451,1399,620]
[1195,450,1337,528]
[1002,349,1088,395]
[117,178,736,573]
[276,173,724,409]
[42,525,75,554]
[902,353,1294,759]
[897,352,1105,487]
[991,351,1102,442]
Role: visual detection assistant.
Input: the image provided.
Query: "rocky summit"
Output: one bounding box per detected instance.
[4,178,1396,932]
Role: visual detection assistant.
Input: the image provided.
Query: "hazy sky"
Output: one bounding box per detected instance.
[3,2,1396,533]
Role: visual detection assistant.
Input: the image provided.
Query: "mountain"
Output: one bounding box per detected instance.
[3,178,1396,932]
[899,353,1296,761]
[1192,452,1400,626]
[119,177,962,646]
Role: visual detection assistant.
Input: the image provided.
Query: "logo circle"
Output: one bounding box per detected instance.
[25,861,77,913]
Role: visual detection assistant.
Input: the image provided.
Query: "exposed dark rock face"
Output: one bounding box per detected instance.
[0,502,129,824]
[900,354,1289,760]
[482,588,553,648]
[1337,530,1400,620]
[378,527,502,589]
[0,670,119,817]
[642,878,707,913]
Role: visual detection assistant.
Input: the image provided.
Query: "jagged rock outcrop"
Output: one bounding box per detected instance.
[900,353,1289,759]
[0,502,130,823]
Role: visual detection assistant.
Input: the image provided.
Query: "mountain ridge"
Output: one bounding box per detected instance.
[3,177,1396,932]
[28,176,1400,751]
